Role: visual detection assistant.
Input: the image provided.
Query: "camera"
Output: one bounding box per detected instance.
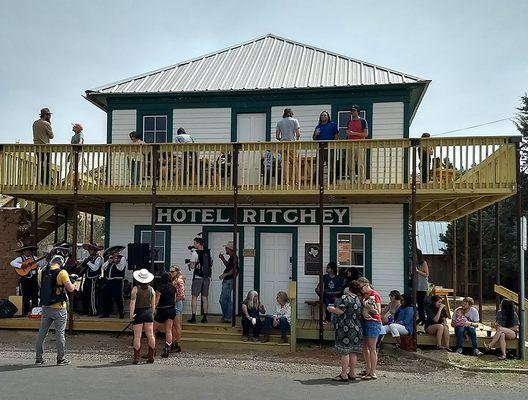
[184,259,191,264]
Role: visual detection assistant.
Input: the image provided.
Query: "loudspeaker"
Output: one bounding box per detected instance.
[127,243,150,270]
[0,299,18,318]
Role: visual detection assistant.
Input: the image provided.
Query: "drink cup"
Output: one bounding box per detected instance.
[251,318,256,325]
[487,330,492,337]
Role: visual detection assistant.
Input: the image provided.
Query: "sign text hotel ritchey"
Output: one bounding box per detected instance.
[156,207,350,226]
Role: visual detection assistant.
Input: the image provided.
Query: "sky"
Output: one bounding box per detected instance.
[0,0,527,144]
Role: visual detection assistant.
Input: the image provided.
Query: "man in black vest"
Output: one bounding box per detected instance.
[101,246,127,319]
[10,244,45,315]
[80,243,104,316]
[188,238,211,323]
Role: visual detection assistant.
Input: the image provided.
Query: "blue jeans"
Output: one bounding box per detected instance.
[455,326,478,350]
[219,279,233,320]
[263,315,291,337]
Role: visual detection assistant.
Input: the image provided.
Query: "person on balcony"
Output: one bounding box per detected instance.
[129,131,145,185]
[345,105,368,182]
[276,108,301,186]
[313,110,339,183]
[175,127,197,184]
[419,132,433,183]
[33,108,54,185]
[451,296,483,356]
[315,262,343,324]
[71,123,84,144]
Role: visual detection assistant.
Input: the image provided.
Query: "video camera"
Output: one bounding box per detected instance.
[184,245,196,265]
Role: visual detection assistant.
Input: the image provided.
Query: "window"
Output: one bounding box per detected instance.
[143,115,167,143]
[140,230,166,263]
[336,233,365,275]
[337,109,367,139]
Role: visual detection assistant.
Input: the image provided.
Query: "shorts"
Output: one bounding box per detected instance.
[174,300,184,315]
[133,308,153,325]
[362,320,382,338]
[191,277,210,297]
[154,307,176,323]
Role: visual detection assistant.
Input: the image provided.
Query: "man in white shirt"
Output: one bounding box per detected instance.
[11,244,47,315]
[80,243,104,316]
[451,296,483,356]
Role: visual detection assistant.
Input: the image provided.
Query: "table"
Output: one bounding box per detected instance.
[432,286,454,317]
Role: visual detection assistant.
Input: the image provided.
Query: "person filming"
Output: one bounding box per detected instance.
[187,238,212,323]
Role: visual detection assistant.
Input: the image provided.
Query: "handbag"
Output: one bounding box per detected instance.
[399,335,417,352]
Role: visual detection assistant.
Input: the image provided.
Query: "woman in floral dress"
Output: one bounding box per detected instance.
[327,280,363,382]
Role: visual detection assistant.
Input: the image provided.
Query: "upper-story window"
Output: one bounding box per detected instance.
[143,115,168,143]
[337,110,367,139]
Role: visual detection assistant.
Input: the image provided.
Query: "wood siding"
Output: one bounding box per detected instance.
[173,108,231,142]
[111,110,137,144]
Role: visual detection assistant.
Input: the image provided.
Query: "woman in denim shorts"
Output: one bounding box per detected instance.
[170,266,185,353]
[358,277,382,380]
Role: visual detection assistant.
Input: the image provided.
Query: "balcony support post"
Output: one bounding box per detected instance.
[464,215,469,297]
[495,202,501,312]
[231,143,240,328]
[452,219,457,306]
[318,142,326,345]
[514,138,525,360]
[54,207,59,244]
[150,145,159,275]
[478,209,483,322]
[90,213,95,244]
[64,208,68,243]
[410,138,419,342]
[33,201,39,246]
[72,145,80,262]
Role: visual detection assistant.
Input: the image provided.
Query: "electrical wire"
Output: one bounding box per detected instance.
[431,117,514,136]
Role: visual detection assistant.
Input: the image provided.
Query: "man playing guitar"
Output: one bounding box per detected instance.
[80,243,104,316]
[10,244,47,315]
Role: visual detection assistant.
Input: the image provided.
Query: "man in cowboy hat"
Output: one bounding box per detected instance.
[35,255,76,366]
[80,243,104,316]
[33,108,54,185]
[101,246,127,318]
[218,241,237,323]
[10,244,47,315]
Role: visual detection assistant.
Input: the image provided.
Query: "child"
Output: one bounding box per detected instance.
[453,307,468,327]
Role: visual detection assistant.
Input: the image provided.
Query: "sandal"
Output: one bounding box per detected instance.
[348,374,358,381]
[358,369,369,376]
[497,355,507,360]
[332,375,349,382]
[361,374,374,381]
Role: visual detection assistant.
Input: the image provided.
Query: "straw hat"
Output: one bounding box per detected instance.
[15,244,38,252]
[133,268,154,284]
[225,241,234,251]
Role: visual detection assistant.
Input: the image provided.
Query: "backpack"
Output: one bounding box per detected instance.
[196,249,212,279]
[40,266,67,306]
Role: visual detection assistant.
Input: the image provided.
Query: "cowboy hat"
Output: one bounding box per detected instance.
[50,255,65,267]
[225,241,234,251]
[103,245,125,258]
[40,108,52,116]
[133,268,154,284]
[82,243,103,252]
[15,244,38,252]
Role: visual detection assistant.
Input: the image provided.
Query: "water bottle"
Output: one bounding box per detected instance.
[16,287,20,296]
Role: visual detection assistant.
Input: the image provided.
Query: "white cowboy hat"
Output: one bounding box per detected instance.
[225,241,234,251]
[133,268,154,284]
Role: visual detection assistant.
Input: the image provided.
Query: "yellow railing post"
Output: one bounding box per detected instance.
[289,281,297,352]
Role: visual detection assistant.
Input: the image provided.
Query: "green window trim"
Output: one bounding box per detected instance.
[254,227,298,294]
[330,227,372,281]
[231,107,272,142]
[136,108,173,142]
[133,225,172,271]
[201,226,245,314]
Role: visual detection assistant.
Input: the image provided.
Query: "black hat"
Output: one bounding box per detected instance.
[177,127,187,135]
[351,105,360,112]
[40,108,52,116]
[15,244,38,252]
[82,243,104,252]
[103,245,125,258]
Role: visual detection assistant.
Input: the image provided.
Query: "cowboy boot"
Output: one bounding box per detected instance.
[261,335,270,343]
[133,347,140,365]
[162,342,171,358]
[147,346,155,363]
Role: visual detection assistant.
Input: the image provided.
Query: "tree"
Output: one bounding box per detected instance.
[516,94,528,171]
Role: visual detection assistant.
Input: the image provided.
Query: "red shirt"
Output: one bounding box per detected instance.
[366,289,382,321]
[347,118,367,140]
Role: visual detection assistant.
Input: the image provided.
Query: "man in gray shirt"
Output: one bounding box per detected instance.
[275,109,300,186]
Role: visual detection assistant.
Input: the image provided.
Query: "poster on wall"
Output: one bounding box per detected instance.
[305,243,321,276]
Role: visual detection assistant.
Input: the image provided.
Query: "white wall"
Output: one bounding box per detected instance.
[372,102,404,139]
[271,105,331,141]
[110,203,404,320]
[111,110,137,144]
[173,108,231,143]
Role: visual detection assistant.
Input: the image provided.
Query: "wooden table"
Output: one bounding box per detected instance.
[432,286,454,317]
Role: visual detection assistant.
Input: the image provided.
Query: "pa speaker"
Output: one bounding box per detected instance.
[0,299,18,318]
[127,243,150,270]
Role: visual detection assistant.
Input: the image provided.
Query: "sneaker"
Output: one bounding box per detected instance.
[474,349,483,356]
[241,335,249,342]
[35,359,46,365]
[56,359,71,366]
[201,316,208,324]
[455,348,463,354]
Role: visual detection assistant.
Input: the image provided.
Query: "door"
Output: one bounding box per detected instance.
[237,113,266,186]
[207,231,240,315]
[260,233,292,314]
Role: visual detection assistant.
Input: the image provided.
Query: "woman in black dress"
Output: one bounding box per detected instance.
[130,269,156,364]
[154,272,177,358]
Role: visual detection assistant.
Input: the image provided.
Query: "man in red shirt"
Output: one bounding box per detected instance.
[345,105,369,181]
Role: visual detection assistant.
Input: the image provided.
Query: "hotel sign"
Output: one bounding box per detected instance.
[156,207,349,226]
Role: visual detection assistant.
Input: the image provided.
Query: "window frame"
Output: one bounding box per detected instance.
[142,115,168,143]
[336,232,366,273]
[134,225,171,271]
[330,227,372,280]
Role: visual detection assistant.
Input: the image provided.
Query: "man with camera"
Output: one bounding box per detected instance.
[187,237,212,323]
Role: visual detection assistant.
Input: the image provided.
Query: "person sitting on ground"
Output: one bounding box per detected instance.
[485,299,519,360]
[425,295,451,351]
[241,290,266,342]
[262,291,291,343]
[380,293,414,348]
[381,290,402,325]
[450,296,483,356]
[315,262,343,323]
[154,272,176,358]
[327,280,363,382]
[129,269,156,364]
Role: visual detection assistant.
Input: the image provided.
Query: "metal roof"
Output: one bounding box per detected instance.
[416,221,448,256]
[88,34,427,95]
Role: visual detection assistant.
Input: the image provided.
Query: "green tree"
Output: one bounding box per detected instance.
[515,94,528,171]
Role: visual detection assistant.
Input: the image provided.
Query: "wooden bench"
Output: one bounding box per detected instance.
[305,300,320,321]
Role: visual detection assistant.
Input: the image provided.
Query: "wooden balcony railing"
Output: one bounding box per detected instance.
[0,137,517,197]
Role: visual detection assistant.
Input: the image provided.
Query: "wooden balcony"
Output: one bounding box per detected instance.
[0,137,517,221]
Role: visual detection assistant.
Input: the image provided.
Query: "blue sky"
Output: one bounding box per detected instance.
[0,0,526,144]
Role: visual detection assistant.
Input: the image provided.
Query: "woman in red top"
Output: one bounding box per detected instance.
[358,277,382,380]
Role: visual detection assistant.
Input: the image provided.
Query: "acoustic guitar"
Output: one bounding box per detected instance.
[14,255,47,278]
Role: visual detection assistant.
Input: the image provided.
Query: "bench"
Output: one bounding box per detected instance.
[305,300,320,321]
